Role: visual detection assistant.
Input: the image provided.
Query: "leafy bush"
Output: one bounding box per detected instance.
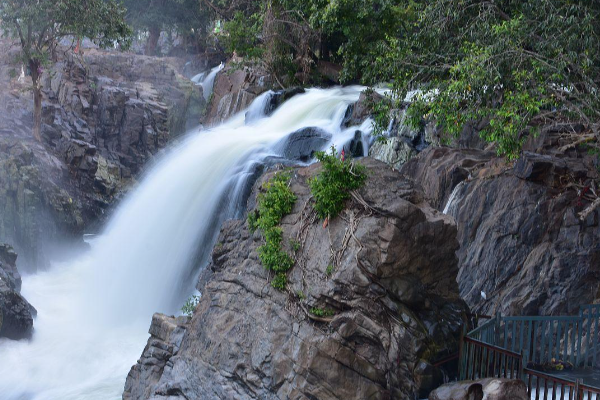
[181,295,200,316]
[309,307,335,317]
[309,147,367,220]
[248,171,297,290]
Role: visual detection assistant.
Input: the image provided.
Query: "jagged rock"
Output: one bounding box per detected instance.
[0,244,35,340]
[264,87,305,116]
[343,90,387,128]
[204,65,272,126]
[0,37,200,267]
[370,137,418,171]
[402,147,600,316]
[401,147,494,210]
[276,127,332,162]
[123,314,190,400]
[125,158,469,400]
[0,244,20,292]
[429,379,528,400]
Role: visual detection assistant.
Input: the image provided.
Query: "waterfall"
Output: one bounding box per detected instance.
[0,86,371,400]
[443,181,466,215]
[191,63,224,101]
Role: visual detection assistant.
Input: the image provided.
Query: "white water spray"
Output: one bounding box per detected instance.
[0,86,371,400]
[191,63,224,101]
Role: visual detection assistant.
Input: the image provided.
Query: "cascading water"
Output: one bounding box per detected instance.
[191,63,224,101]
[0,86,372,400]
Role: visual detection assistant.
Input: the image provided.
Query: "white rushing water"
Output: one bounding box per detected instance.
[0,86,371,400]
[191,63,224,101]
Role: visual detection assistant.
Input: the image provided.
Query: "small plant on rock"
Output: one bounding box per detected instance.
[248,171,297,290]
[309,146,367,221]
[309,307,335,318]
[181,295,200,316]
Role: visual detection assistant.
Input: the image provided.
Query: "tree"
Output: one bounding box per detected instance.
[369,0,600,159]
[123,0,210,56]
[0,0,132,142]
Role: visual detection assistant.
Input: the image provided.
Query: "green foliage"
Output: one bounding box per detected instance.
[289,239,301,253]
[181,295,200,316]
[248,172,297,290]
[309,146,367,220]
[296,290,306,300]
[370,1,600,159]
[220,11,264,58]
[309,307,335,317]
[0,0,132,61]
[325,265,334,276]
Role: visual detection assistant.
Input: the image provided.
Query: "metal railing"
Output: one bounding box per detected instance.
[459,305,600,399]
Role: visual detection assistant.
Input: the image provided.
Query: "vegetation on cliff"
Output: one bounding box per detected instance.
[309,147,367,220]
[248,171,297,289]
[205,0,600,160]
[0,0,131,141]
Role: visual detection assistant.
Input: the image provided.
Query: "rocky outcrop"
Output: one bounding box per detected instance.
[0,37,202,269]
[40,49,203,220]
[429,378,528,400]
[204,65,272,126]
[0,244,35,340]
[402,147,600,316]
[124,314,190,400]
[125,158,469,400]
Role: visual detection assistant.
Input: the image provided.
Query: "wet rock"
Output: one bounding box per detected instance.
[0,244,35,340]
[370,137,417,170]
[429,378,528,400]
[125,158,469,400]
[204,65,272,126]
[264,87,305,116]
[276,127,332,162]
[0,37,200,266]
[402,147,600,316]
[401,147,494,210]
[123,314,190,400]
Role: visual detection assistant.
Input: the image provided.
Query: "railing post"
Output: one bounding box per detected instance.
[519,350,525,381]
[458,324,466,380]
[574,379,582,400]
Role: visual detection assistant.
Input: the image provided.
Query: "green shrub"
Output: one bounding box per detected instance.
[325,265,335,276]
[181,295,200,316]
[309,146,367,220]
[248,171,297,290]
[309,307,335,317]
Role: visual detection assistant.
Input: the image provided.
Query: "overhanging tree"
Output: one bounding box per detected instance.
[370,0,600,159]
[0,0,132,142]
[123,0,210,56]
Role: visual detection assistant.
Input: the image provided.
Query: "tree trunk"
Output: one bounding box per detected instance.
[29,59,42,142]
[146,27,161,56]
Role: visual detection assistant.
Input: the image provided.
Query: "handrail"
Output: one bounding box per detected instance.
[459,304,600,399]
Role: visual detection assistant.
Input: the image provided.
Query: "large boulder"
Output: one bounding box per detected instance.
[275,127,332,162]
[124,158,469,400]
[204,65,272,126]
[0,244,35,340]
[429,379,528,400]
[402,147,600,316]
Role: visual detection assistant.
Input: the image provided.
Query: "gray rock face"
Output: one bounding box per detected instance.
[124,158,469,400]
[276,127,332,162]
[402,147,600,316]
[0,244,35,340]
[0,37,200,269]
[429,378,528,400]
[124,314,190,400]
[204,65,272,126]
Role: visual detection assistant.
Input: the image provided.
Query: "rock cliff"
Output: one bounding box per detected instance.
[402,147,600,316]
[0,37,202,269]
[0,244,35,340]
[124,158,468,400]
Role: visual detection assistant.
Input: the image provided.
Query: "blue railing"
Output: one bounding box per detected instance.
[459,305,600,399]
